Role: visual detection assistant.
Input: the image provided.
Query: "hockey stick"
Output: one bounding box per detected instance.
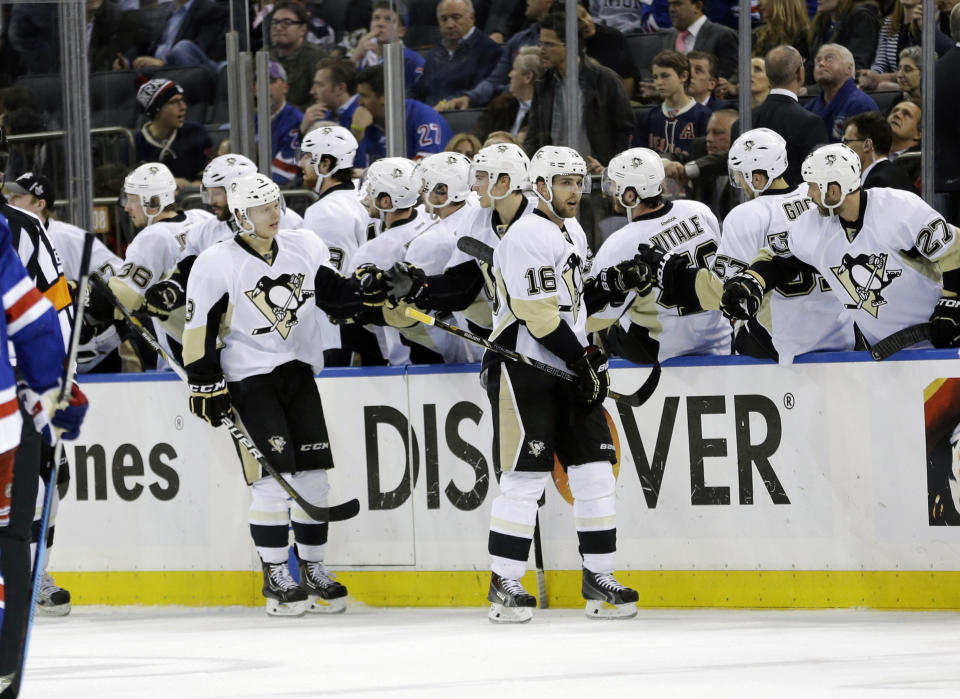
[89,274,360,523]
[405,307,660,407]
[869,322,932,361]
[456,236,494,265]
[533,491,548,609]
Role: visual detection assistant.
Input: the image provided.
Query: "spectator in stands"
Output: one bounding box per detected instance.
[7,4,58,74]
[524,12,634,168]
[117,0,229,78]
[663,108,739,218]
[589,0,671,32]
[751,56,771,108]
[300,57,360,134]
[939,0,960,35]
[753,0,809,59]
[687,51,731,111]
[934,4,960,220]
[353,64,453,164]
[734,45,828,184]
[633,50,712,159]
[842,110,917,191]
[891,46,922,103]
[134,78,211,186]
[887,99,921,157]
[471,46,541,142]
[446,132,482,158]
[806,44,878,141]
[269,0,328,111]
[577,2,638,98]
[860,0,953,89]
[439,0,557,110]
[416,0,503,108]
[88,0,142,73]
[483,130,518,147]
[805,0,880,76]
[660,0,739,79]
[256,62,303,185]
[252,0,337,52]
[349,1,425,92]
[485,0,529,42]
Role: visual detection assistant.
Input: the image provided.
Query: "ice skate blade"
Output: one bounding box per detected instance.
[37,601,71,617]
[584,599,638,620]
[265,598,308,617]
[488,603,533,624]
[307,595,347,614]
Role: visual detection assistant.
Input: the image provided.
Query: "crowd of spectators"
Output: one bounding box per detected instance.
[1,0,959,231]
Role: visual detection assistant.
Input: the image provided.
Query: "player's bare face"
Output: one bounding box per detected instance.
[123,196,149,228]
[247,199,283,238]
[426,183,449,209]
[207,187,230,220]
[807,182,842,213]
[299,153,319,190]
[550,175,582,218]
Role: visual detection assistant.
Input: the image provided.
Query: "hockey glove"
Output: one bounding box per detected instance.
[930,296,960,348]
[353,264,389,306]
[188,375,232,427]
[636,243,671,287]
[597,258,655,297]
[143,279,186,319]
[384,262,428,305]
[17,380,90,444]
[566,345,610,407]
[720,272,765,320]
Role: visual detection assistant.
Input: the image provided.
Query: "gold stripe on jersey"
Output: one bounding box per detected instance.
[109,276,144,312]
[43,275,72,311]
[626,293,663,340]
[896,250,942,285]
[694,268,723,311]
[182,300,234,367]
[511,296,562,338]
[497,368,523,473]
[381,302,419,328]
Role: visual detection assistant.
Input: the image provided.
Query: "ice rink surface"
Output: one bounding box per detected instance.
[23,605,960,698]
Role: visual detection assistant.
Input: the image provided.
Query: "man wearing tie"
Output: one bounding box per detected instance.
[660,0,738,79]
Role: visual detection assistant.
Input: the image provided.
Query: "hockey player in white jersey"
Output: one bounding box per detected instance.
[720,143,960,351]
[183,173,380,616]
[484,146,645,623]
[589,147,731,363]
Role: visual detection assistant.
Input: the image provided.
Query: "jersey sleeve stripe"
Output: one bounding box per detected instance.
[5,279,54,336]
[42,275,72,311]
[0,395,19,420]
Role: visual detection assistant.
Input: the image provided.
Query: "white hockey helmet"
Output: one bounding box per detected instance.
[470,143,530,200]
[122,162,177,226]
[801,143,861,216]
[227,172,285,234]
[417,152,472,214]
[602,147,664,212]
[529,145,590,204]
[299,125,358,186]
[728,128,788,196]
[201,154,257,203]
[365,157,419,212]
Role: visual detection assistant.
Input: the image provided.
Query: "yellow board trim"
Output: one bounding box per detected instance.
[50,570,960,609]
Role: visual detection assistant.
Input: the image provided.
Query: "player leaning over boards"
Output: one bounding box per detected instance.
[182,173,384,617]
[715,143,960,351]
[484,146,648,623]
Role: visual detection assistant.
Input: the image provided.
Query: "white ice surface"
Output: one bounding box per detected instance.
[23,606,960,698]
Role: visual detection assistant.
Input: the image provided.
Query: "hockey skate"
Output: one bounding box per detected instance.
[37,572,71,616]
[582,569,638,620]
[487,573,536,623]
[261,561,308,616]
[298,560,348,614]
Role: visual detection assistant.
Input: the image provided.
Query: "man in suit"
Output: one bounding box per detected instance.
[120,0,229,76]
[660,0,738,79]
[934,4,960,221]
[732,45,829,186]
[842,111,917,193]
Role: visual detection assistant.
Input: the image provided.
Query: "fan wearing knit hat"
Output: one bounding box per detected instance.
[134,78,213,186]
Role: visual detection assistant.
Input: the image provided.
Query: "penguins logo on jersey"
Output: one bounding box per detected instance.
[245,272,315,338]
[830,252,902,317]
[560,252,584,321]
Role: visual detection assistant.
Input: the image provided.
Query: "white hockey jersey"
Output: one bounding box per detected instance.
[180,208,303,262]
[183,229,332,382]
[490,209,591,372]
[782,187,956,346]
[718,187,854,363]
[590,199,731,361]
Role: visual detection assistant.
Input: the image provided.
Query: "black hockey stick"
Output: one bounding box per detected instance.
[869,323,931,361]
[405,307,660,407]
[533,491,548,609]
[456,236,494,265]
[89,274,360,522]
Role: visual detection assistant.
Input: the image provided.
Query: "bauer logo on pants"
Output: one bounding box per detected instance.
[245,273,315,339]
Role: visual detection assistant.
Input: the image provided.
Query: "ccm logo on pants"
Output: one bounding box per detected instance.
[300,442,330,451]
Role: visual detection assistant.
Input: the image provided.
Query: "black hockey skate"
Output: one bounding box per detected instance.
[37,572,71,616]
[582,569,638,619]
[298,560,348,614]
[487,573,536,624]
[261,561,308,617]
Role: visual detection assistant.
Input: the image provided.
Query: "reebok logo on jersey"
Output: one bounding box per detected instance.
[527,440,546,457]
[269,436,286,453]
[830,252,902,317]
[245,273,315,339]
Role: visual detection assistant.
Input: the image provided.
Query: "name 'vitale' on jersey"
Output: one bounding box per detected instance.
[647,210,710,253]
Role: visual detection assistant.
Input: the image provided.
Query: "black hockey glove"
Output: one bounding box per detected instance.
[597,258,655,297]
[143,279,185,319]
[384,262,429,305]
[187,374,232,427]
[929,296,960,348]
[636,243,671,287]
[720,272,765,321]
[566,345,610,407]
[353,264,389,306]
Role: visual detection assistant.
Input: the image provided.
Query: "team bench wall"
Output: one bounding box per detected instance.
[52,351,960,609]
